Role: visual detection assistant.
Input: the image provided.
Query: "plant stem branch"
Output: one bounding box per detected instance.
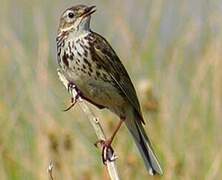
[47,162,54,180]
[57,69,120,180]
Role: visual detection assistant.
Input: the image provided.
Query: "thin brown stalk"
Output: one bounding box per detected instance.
[47,162,54,180]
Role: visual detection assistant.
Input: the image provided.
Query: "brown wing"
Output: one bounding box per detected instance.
[89,31,144,124]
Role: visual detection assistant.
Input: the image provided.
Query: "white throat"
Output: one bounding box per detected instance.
[61,16,91,37]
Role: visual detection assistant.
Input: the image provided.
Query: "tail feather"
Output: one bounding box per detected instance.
[125,112,163,175]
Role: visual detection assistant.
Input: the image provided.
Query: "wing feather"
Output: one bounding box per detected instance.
[89,32,144,123]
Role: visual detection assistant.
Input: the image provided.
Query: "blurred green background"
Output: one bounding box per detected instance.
[0,0,222,179]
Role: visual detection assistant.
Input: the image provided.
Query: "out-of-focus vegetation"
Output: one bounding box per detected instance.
[0,0,221,179]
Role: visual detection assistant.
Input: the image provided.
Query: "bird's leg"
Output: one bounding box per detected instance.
[95,118,125,164]
[107,118,124,145]
[63,82,80,111]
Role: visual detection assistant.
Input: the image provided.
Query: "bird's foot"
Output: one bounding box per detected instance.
[94,139,116,164]
[63,82,80,111]
[67,82,76,93]
[63,97,78,111]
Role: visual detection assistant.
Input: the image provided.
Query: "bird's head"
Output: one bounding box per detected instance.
[58,5,96,34]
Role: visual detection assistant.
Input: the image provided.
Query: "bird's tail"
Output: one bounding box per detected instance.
[125,110,163,176]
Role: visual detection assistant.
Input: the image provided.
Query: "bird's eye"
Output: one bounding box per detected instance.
[68,12,74,18]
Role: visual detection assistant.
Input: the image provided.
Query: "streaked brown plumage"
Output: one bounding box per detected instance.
[57,5,163,175]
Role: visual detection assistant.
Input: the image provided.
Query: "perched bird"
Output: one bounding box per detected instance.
[56,5,163,175]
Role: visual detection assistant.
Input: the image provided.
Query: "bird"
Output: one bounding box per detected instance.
[56,4,163,176]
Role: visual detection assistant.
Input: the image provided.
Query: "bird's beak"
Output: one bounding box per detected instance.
[81,6,96,18]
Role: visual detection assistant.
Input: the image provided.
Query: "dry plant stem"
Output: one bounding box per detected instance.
[57,69,120,180]
[47,162,54,180]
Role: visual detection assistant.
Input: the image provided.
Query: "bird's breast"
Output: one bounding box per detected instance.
[57,33,126,112]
